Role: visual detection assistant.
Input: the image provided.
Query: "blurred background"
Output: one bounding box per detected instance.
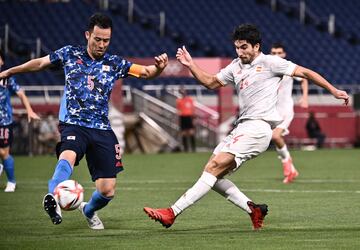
[1,0,359,155]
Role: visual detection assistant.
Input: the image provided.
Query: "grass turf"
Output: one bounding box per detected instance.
[0,149,359,249]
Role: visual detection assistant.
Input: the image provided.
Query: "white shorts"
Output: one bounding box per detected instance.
[276,109,294,136]
[213,119,272,171]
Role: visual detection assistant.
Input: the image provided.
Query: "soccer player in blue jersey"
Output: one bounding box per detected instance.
[0,13,168,229]
[0,49,40,192]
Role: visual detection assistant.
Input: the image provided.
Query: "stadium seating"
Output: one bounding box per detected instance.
[304,0,360,41]
[0,0,359,87]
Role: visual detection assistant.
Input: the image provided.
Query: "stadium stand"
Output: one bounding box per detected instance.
[0,0,359,87]
[0,0,359,151]
[125,0,360,85]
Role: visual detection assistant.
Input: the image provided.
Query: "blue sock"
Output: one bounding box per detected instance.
[3,155,15,183]
[84,190,112,218]
[48,159,73,193]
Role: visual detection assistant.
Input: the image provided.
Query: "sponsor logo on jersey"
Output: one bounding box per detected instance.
[67,136,76,140]
[102,65,110,72]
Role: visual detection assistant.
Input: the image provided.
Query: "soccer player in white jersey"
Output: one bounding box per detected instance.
[270,42,309,183]
[143,24,349,230]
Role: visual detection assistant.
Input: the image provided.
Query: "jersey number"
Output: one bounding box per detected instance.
[0,128,9,139]
[232,134,244,144]
[87,75,94,90]
[239,79,249,90]
[115,144,122,160]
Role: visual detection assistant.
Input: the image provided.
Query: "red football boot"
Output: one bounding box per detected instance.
[247,201,268,230]
[143,207,176,228]
[282,157,293,177]
[283,167,299,184]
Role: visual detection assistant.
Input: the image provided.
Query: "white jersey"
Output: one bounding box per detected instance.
[216,53,297,128]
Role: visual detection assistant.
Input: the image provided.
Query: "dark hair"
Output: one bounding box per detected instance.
[271,42,286,51]
[231,24,261,48]
[88,13,113,32]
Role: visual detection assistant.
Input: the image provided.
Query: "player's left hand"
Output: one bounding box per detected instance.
[27,111,41,123]
[332,89,349,105]
[154,53,168,70]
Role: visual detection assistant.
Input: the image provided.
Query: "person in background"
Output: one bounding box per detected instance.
[38,112,60,154]
[0,49,40,192]
[176,87,196,152]
[306,111,326,148]
[270,42,309,183]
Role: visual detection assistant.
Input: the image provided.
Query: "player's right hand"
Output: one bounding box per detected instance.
[333,89,349,105]
[176,46,193,67]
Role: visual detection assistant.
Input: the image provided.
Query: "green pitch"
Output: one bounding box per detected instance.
[0,149,359,249]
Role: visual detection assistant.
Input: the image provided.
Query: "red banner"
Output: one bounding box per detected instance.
[126,58,232,77]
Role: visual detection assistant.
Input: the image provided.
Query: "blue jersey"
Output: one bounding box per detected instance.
[49,45,132,130]
[0,77,20,126]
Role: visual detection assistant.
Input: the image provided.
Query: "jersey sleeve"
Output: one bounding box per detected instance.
[113,56,133,79]
[8,77,21,94]
[269,55,297,76]
[216,60,236,86]
[293,76,304,82]
[49,45,71,66]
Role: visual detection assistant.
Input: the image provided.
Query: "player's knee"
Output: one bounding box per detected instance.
[205,159,227,177]
[0,148,9,159]
[99,188,115,198]
[272,133,282,142]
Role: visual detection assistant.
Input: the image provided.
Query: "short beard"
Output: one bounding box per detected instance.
[93,51,104,59]
[240,58,251,64]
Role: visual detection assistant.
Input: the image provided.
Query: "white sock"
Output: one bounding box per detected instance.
[171,172,217,216]
[276,144,291,161]
[212,178,251,213]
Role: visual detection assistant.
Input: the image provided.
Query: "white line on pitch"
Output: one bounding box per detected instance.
[11,183,359,194]
[116,187,360,194]
[117,179,360,184]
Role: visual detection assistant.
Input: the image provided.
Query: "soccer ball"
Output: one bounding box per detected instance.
[54,180,84,211]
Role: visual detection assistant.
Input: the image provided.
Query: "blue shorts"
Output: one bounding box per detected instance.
[0,124,13,148]
[56,123,124,181]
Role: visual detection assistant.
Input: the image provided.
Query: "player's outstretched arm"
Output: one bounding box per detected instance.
[16,89,41,122]
[0,55,52,79]
[176,46,222,90]
[138,53,168,79]
[293,66,349,105]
